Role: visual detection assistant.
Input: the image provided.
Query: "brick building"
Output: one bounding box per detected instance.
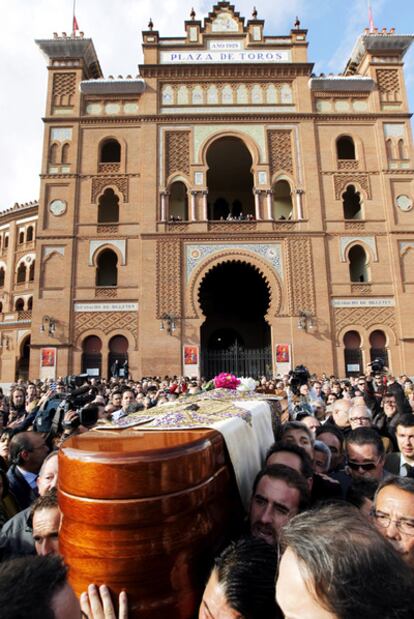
[1,2,414,382]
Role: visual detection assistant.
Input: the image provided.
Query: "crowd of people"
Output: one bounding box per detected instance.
[0,365,413,617]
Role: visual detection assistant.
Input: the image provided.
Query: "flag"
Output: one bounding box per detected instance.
[73,14,79,32]
[368,2,374,33]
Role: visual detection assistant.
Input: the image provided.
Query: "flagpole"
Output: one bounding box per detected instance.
[72,0,76,35]
[368,0,374,33]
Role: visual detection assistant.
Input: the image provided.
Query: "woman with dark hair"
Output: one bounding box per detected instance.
[199,537,282,619]
[0,468,19,528]
[276,503,413,619]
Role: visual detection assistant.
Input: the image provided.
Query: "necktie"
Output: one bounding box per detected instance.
[405,463,414,478]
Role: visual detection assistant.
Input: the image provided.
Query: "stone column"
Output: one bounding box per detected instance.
[190,191,197,221]
[254,190,261,220]
[266,190,273,220]
[295,189,304,220]
[160,192,168,222]
[202,191,208,221]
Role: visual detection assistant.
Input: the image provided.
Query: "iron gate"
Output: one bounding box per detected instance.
[201,342,272,379]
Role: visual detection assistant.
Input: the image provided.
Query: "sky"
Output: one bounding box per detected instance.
[0,0,413,210]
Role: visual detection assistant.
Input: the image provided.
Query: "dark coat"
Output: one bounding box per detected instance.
[0,506,35,558]
[6,466,38,511]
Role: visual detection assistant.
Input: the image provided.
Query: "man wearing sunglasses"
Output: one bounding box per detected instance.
[345,427,387,481]
[373,476,414,568]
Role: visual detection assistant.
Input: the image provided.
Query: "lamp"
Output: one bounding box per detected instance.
[297,310,315,332]
[40,315,57,336]
[160,314,177,335]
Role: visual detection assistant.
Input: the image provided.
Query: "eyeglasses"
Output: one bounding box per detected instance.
[347,458,380,471]
[372,510,414,536]
[350,417,371,423]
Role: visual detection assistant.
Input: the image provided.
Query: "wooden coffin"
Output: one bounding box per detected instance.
[59,428,243,618]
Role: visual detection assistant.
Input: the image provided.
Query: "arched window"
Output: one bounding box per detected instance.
[398,139,408,160]
[29,261,35,282]
[0,268,4,287]
[96,249,118,287]
[16,263,26,283]
[18,231,24,244]
[27,296,33,311]
[81,335,102,376]
[100,139,121,163]
[26,226,34,242]
[4,235,9,249]
[385,138,394,161]
[98,188,120,223]
[342,185,362,220]
[0,302,3,313]
[369,330,389,369]
[15,298,24,312]
[49,143,59,164]
[337,136,356,160]
[61,143,70,164]
[169,181,188,221]
[272,180,293,220]
[343,330,362,377]
[108,335,129,378]
[349,245,369,283]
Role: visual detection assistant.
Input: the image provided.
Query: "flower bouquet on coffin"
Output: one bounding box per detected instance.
[213,372,240,390]
[236,377,258,394]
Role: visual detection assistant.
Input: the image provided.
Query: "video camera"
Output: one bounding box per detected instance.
[34,374,99,435]
[289,365,311,396]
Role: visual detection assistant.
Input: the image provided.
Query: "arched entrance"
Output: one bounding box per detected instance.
[206,137,255,220]
[108,335,129,378]
[199,261,271,378]
[369,330,389,369]
[16,335,31,381]
[343,330,362,377]
[81,336,102,377]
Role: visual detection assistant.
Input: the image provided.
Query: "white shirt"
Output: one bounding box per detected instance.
[399,453,414,477]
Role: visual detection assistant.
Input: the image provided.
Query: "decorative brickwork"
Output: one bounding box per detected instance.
[377,69,400,99]
[165,131,191,178]
[157,240,182,318]
[268,130,294,176]
[166,223,189,233]
[97,225,119,234]
[334,174,371,199]
[345,222,365,231]
[95,288,117,298]
[286,238,316,315]
[272,222,295,232]
[335,306,396,338]
[91,177,128,203]
[98,163,121,174]
[52,72,76,107]
[207,223,257,233]
[75,312,138,345]
[338,160,359,171]
[351,284,371,295]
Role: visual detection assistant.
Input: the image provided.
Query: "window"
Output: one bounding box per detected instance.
[100,139,121,163]
[98,188,119,223]
[272,180,293,220]
[4,235,9,249]
[18,231,24,244]
[349,245,369,283]
[27,297,33,311]
[370,330,389,368]
[344,330,362,377]
[169,181,188,221]
[16,263,26,283]
[61,143,70,164]
[337,136,356,160]
[96,249,118,287]
[49,143,59,164]
[29,261,35,282]
[0,268,4,287]
[15,298,24,312]
[342,185,362,220]
[26,226,34,242]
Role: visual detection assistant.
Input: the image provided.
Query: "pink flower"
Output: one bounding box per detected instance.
[213,372,240,390]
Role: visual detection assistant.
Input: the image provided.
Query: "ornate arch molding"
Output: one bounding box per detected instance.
[186,251,283,320]
[89,240,126,266]
[339,236,378,263]
[199,129,262,168]
[335,307,397,346]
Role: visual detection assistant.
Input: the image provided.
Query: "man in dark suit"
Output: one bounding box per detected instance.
[6,432,49,510]
[385,414,414,478]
